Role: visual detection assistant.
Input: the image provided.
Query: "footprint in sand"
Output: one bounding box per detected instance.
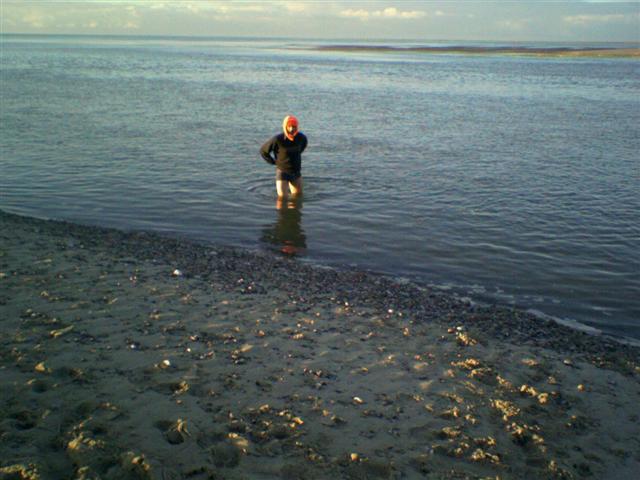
[156,419,190,445]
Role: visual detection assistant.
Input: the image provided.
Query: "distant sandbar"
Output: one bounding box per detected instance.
[314,45,640,58]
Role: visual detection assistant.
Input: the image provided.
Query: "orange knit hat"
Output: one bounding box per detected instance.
[283,115,299,140]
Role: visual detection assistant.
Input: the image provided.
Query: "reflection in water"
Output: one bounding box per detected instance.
[261,198,307,255]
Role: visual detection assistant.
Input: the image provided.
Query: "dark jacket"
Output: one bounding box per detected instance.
[260,132,308,175]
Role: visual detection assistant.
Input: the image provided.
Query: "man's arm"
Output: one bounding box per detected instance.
[260,136,276,165]
[300,133,308,153]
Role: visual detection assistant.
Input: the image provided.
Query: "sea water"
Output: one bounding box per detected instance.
[1,35,639,339]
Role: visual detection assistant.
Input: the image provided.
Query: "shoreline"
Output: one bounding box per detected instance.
[2,210,639,479]
[312,45,640,58]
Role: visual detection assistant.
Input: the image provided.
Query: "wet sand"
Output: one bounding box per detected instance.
[1,209,639,479]
[313,45,640,58]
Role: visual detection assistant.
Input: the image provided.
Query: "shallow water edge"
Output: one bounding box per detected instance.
[1,208,638,352]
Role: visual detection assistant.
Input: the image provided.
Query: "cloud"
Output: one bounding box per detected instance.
[143,2,267,24]
[182,2,265,14]
[340,6,425,21]
[340,9,371,20]
[375,7,425,19]
[21,10,55,29]
[279,1,306,13]
[563,13,638,25]
[498,19,531,31]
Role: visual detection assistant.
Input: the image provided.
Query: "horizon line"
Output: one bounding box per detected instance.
[1,32,639,45]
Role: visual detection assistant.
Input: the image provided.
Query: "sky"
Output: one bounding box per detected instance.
[1,1,639,42]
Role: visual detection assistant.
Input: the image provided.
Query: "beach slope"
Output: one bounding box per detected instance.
[1,210,639,479]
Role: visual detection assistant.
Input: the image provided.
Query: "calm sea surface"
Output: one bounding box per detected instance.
[1,35,639,339]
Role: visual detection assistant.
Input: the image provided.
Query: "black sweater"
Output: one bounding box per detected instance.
[260,132,308,175]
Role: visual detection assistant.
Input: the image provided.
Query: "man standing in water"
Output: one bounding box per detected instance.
[260,115,308,199]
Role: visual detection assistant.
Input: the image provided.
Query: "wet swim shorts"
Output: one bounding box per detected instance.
[276,170,301,182]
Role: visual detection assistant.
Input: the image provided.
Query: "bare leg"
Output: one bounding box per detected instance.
[289,177,303,198]
[276,180,289,199]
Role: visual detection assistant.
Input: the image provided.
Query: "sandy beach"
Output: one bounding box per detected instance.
[1,209,639,480]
